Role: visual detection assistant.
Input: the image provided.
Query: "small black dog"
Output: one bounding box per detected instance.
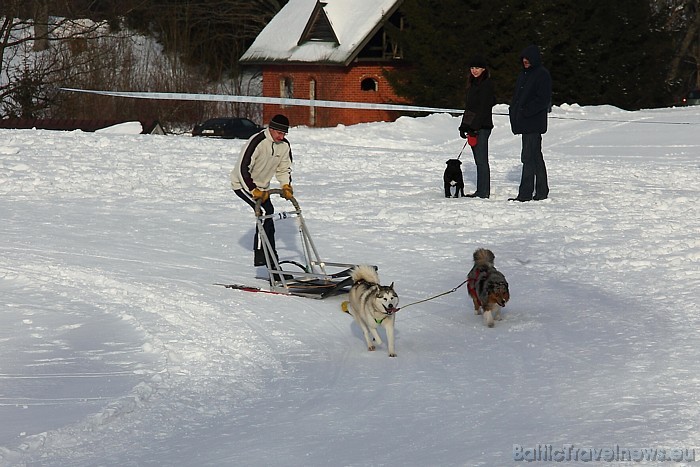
[444,159,465,198]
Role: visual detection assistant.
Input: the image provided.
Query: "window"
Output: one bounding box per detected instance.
[309,78,316,126]
[280,77,294,99]
[361,78,378,92]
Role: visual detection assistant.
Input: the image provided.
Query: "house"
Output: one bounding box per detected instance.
[239,0,407,128]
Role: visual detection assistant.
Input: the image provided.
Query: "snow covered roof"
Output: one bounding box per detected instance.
[240,0,403,66]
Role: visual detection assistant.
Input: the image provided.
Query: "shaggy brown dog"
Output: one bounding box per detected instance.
[467,248,510,327]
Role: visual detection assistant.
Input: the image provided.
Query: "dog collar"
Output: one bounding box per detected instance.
[376,306,399,323]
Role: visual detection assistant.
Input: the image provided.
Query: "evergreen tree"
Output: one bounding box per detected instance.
[388,0,673,110]
[386,0,491,110]
[542,0,671,109]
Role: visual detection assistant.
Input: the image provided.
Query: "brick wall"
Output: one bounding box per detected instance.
[261,63,410,128]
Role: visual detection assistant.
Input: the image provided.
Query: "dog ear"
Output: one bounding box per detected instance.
[389,282,394,289]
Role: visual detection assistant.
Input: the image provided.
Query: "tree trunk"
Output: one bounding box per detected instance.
[33,0,49,52]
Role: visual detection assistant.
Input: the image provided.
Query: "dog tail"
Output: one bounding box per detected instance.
[473,248,495,266]
[350,264,380,285]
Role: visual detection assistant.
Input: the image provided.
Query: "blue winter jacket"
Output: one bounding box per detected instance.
[509,45,552,135]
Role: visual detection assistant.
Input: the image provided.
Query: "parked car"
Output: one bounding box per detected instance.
[192,117,263,139]
[681,89,700,106]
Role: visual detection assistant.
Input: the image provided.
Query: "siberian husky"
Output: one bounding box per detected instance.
[343,265,399,357]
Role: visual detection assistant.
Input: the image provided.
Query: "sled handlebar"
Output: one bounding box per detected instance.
[254,188,300,217]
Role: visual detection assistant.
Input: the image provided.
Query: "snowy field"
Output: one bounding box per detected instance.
[1,104,699,466]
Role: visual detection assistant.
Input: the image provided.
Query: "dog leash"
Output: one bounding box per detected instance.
[456,139,469,160]
[395,278,468,312]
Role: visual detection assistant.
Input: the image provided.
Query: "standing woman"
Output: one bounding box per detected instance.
[458,55,496,198]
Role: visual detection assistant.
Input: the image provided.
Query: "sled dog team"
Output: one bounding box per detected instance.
[343,248,510,357]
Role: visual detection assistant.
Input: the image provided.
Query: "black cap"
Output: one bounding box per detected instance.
[469,55,488,68]
[269,114,290,133]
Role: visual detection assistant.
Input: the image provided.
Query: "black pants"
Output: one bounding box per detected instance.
[470,128,491,198]
[234,189,275,253]
[517,133,549,200]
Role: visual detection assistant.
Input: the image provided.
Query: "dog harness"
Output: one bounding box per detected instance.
[375,304,397,324]
[467,269,483,307]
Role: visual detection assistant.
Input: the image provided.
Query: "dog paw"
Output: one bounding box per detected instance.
[487,322,495,328]
[368,345,376,351]
[389,353,397,357]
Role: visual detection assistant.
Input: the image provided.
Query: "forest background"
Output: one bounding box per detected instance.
[1,0,699,131]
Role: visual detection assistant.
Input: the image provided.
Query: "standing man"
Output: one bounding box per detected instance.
[508,45,551,202]
[231,114,294,267]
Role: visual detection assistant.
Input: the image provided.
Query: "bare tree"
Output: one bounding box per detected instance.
[1,0,210,125]
[654,0,700,90]
[0,0,112,117]
[1,0,285,126]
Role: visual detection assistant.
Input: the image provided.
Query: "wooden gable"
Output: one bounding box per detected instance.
[298,1,339,45]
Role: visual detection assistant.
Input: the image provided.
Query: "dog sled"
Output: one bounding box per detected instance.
[218,189,371,299]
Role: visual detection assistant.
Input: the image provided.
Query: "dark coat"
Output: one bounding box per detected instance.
[509,45,552,135]
[460,72,495,132]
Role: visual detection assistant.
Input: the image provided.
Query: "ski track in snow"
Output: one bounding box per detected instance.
[0,106,699,466]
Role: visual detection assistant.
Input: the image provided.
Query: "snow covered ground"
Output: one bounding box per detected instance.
[1,105,699,466]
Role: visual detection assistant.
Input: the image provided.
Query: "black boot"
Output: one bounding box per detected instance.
[254,249,266,266]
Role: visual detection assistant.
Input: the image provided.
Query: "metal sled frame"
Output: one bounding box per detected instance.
[254,189,367,298]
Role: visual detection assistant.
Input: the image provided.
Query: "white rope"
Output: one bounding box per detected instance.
[60,88,463,114]
[60,88,698,125]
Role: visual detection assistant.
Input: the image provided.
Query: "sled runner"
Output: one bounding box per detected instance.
[220,189,372,299]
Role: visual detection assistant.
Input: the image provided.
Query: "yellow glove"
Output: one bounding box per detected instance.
[281,184,294,200]
[251,188,269,202]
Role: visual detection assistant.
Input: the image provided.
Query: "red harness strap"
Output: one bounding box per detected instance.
[467,268,484,307]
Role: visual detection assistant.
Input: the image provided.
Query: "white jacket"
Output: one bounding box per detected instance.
[230,128,292,193]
